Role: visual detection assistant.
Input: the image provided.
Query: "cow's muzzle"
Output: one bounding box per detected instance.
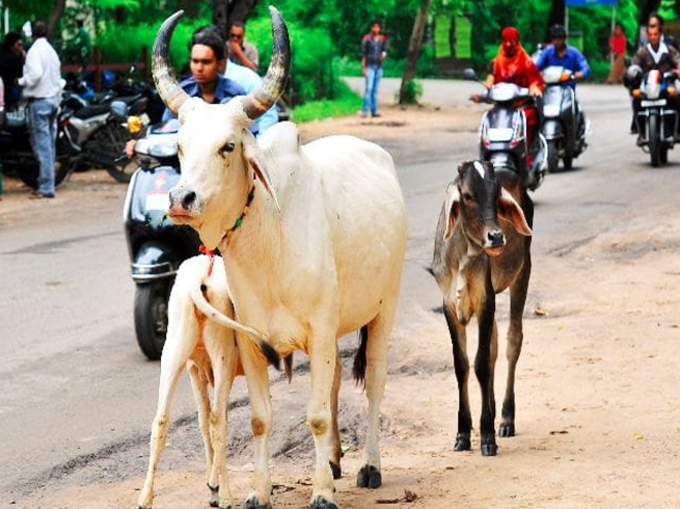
[168,188,199,218]
[484,230,505,257]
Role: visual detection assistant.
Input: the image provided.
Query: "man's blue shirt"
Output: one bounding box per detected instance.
[535,45,590,89]
[161,74,249,123]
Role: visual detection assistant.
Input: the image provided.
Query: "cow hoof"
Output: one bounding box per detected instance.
[310,496,338,509]
[356,464,382,489]
[330,460,342,480]
[498,422,515,437]
[481,435,498,457]
[242,497,270,509]
[454,433,471,452]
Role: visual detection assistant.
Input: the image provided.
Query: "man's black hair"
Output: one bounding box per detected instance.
[191,25,225,61]
[648,12,665,28]
[370,19,381,27]
[2,31,21,51]
[230,21,245,30]
[31,20,48,39]
[550,24,567,39]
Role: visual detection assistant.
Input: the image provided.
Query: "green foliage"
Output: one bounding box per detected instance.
[397,78,423,104]
[290,79,360,122]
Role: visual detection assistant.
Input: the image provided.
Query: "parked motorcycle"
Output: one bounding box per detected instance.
[0,103,77,189]
[122,119,201,359]
[465,69,547,191]
[541,65,590,172]
[65,95,147,182]
[626,66,678,167]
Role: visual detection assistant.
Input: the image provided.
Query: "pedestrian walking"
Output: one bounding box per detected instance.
[607,23,626,84]
[18,20,62,199]
[361,19,388,118]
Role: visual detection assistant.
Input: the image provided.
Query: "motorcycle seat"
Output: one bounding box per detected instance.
[74,103,113,119]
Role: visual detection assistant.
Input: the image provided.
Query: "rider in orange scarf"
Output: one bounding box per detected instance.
[474,27,544,156]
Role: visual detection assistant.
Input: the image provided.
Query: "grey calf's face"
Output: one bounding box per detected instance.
[457,161,505,256]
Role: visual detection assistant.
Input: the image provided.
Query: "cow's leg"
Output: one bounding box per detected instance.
[475,282,498,457]
[307,331,338,508]
[138,311,197,509]
[239,338,274,509]
[205,327,239,509]
[500,252,531,438]
[356,302,393,490]
[443,300,471,452]
[328,352,343,480]
[187,356,214,487]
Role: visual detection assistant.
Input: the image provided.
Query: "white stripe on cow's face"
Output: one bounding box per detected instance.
[474,161,485,179]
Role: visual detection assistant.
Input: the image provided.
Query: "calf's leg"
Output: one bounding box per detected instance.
[500,253,531,437]
[443,301,472,452]
[475,291,498,456]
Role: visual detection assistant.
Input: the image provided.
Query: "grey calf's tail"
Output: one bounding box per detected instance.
[353,325,369,387]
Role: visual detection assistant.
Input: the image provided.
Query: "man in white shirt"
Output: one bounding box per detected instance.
[18,20,61,199]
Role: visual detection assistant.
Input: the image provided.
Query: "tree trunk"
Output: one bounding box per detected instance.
[213,0,229,39]
[46,0,66,40]
[546,0,565,42]
[399,0,431,105]
[228,0,260,24]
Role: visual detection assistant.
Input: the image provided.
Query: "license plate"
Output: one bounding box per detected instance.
[641,99,667,107]
[145,192,169,211]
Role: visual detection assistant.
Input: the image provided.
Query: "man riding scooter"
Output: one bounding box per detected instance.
[535,24,590,171]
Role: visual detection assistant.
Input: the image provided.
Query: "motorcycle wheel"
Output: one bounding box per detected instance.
[648,115,661,167]
[547,140,559,173]
[134,279,172,360]
[92,121,136,183]
[16,136,74,189]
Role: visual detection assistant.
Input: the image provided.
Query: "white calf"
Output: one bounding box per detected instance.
[138,254,276,509]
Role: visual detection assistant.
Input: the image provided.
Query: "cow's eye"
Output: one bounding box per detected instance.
[220,141,236,156]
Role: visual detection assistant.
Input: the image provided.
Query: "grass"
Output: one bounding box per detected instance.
[291,81,362,123]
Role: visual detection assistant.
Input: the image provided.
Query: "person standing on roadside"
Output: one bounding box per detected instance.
[361,19,388,118]
[0,32,26,108]
[18,21,61,199]
[607,23,626,84]
[227,21,259,72]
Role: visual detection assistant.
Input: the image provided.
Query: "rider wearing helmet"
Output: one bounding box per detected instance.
[535,24,590,89]
[535,24,590,143]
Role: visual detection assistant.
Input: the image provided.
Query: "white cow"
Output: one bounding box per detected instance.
[138,255,277,509]
[152,8,408,509]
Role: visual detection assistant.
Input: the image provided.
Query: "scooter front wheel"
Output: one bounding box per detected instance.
[134,279,173,360]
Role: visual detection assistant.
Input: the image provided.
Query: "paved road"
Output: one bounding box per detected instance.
[1,79,677,502]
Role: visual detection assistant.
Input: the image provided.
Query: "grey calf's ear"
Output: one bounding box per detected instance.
[443,181,461,241]
[498,188,532,236]
[242,132,280,211]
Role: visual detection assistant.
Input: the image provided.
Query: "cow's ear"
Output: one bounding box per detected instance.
[498,188,532,236]
[443,181,461,241]
[242,132,280,211]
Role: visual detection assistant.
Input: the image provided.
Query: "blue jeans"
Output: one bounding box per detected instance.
[362,65,382,115]
[28,97,60,195]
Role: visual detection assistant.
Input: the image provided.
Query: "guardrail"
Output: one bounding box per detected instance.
[60,46,149,90]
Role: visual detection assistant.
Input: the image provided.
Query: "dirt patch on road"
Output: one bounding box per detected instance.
[6,104,680,509]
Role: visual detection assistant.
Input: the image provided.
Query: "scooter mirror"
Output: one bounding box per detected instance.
[462,68,477,81]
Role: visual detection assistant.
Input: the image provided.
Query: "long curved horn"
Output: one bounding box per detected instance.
[241,6,291,121]
[152,10,190,116]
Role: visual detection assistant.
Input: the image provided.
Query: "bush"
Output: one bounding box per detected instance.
[397,78,423,104]
[291,80,361,122]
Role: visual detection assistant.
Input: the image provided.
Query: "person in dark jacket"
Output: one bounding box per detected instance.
[0,32,26,108]
[361,19,388,118]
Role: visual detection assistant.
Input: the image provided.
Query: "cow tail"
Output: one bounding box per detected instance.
[353,325,369,387]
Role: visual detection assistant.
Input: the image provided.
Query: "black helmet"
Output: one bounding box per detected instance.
[550,24,567,39]
[624,64,643,89]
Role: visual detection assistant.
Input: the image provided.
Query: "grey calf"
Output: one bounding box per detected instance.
[431,160,533,456]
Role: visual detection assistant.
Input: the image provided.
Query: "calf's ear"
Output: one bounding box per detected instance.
[443,181,461,241]
[242,131,280,211]
[498,189,532,236]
